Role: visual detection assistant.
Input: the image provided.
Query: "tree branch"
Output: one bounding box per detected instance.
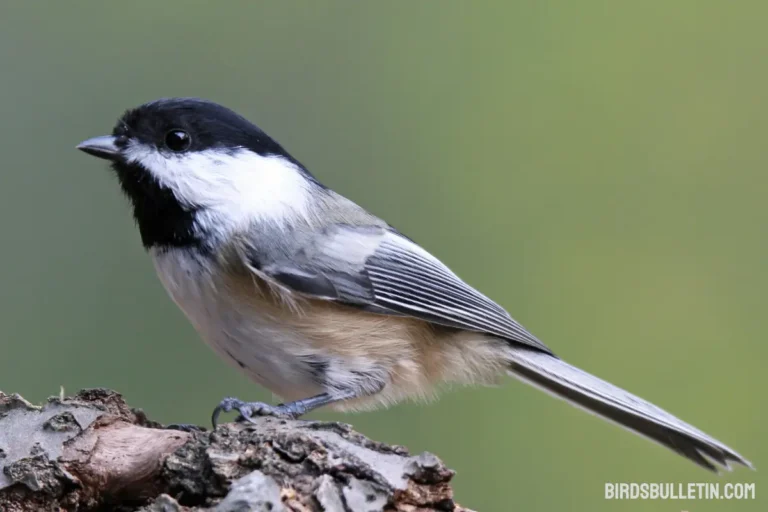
[0,389,473,511]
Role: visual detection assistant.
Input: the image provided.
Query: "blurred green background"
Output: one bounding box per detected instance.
[0,2,764,510]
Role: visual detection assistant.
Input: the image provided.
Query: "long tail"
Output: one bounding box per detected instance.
[505,348,752,472]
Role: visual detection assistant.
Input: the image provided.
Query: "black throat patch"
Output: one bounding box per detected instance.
[111,160,202,251]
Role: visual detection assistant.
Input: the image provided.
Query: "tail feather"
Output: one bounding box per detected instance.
[505,348,752,472]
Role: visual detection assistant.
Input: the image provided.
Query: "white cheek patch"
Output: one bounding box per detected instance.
[123,144,312,233]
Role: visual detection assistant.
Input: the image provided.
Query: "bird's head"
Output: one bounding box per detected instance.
[77,98,318,249]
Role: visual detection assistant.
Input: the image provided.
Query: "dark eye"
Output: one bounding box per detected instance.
[164,130,191,152]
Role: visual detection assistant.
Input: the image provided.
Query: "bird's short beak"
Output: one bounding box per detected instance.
[76,135,120,161]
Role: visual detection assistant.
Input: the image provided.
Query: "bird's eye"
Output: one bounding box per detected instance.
[164,130,191,152]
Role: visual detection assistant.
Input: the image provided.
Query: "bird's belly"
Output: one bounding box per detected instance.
[150,249,323,400]
[150,248,508,410]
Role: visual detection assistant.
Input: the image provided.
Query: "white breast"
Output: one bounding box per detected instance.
[150,248,323,400]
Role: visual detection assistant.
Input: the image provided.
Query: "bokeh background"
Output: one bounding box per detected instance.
[0,2,764,510]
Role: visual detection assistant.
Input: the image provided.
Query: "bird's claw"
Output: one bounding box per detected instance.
[211,397,299,428]
[165,423,206,432]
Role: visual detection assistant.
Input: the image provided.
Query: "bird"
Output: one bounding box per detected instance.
[77,97,751,472]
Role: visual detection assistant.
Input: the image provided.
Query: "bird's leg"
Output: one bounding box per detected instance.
[211,391,355,428]
[165,423,206,432]
[212,363,389,428]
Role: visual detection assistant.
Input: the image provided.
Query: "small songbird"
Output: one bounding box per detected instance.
[78,98,750,472]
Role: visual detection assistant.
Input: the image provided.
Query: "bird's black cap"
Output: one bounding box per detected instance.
[112,97,292,158]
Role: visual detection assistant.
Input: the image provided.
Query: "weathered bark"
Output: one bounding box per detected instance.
[0,389,472,512]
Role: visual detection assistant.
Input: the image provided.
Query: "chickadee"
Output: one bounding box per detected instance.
[77,98,750,472]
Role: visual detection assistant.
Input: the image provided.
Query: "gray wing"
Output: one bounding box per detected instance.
[248,224,553,355]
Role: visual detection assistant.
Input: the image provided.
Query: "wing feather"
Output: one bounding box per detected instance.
[249,225,553,354]
[365,235,552,353]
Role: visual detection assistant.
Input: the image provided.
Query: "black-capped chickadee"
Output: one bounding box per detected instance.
[77,98,750,472]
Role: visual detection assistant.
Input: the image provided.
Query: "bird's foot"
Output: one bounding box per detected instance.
[211,397,306,428]
[165,423,206,432]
